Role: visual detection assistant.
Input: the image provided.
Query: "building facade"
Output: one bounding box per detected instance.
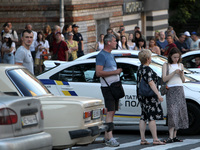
[0,0,169,53]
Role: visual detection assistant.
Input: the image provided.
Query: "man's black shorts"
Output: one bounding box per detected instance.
[101,87,119,112]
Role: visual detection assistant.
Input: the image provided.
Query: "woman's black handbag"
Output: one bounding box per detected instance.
[160,83,168,96]
[103,78,125,100]
[138,77,156,97]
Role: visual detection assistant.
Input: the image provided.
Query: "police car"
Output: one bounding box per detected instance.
[182,50,200,73]
[38,58,200,135]
[76,49,200,76]
[43,50,200,81]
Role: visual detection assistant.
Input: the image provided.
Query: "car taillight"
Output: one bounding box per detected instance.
[40,106,44,120]
[83,111,91,119]
[0,108,18,125]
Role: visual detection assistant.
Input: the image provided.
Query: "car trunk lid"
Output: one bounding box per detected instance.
[39,95,103,108]
[1,96,43,137]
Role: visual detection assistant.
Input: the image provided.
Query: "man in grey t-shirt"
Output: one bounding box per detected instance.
[15,30,34,74]
[96,34,122,147]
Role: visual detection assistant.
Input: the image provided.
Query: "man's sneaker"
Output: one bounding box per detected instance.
[105,138,120,147]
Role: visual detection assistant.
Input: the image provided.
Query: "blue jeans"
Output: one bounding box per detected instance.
[3,53,15,64]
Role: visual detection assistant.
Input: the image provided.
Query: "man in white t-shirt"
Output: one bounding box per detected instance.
[190,32,200,51]
[25,24,37,61]
[15,30,34,74]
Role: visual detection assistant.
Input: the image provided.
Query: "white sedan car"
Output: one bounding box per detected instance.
[182,50,200,73]
[38,58,200,135]
[0,93,52,150]
[0,64,107,149]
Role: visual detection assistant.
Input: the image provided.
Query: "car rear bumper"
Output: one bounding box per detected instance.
[0,132,52,150]
[69,124,108,139]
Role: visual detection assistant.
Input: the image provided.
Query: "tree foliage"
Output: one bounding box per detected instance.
[169,0,200,33]
[169,0,196,24]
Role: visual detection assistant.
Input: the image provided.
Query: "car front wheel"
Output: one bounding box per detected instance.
[179,102,200,135]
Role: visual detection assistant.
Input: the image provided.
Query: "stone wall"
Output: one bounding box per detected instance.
[0,0,123,53]
[0,0,169,53]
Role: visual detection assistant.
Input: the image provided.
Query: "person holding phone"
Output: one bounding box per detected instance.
[112,25,129,49]
[162,47,189,143]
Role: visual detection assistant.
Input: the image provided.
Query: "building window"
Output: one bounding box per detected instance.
[96,18,109,42]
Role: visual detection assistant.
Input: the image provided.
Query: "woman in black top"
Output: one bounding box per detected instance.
[137,49,165,145]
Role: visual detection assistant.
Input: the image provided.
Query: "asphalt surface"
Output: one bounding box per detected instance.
[67,125,200,150]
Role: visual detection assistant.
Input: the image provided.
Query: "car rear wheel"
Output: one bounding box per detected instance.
[179,102,200,135]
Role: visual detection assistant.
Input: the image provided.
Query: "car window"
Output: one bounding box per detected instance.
[182,54,200,68]
[50,63,100,83]
[7,69,50,96]
[117,63,138,85]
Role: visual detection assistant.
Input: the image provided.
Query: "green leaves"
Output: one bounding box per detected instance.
[169,0,196,24]
[169,0,200,33]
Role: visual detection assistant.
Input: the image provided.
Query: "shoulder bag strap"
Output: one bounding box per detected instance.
[166,63,169,75]
[102,56,121,87]
[102,77,110,87]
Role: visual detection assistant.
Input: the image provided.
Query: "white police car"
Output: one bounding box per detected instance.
[76,49,200,76]
[182,50,200,73]
[38,58,200,135]
[43,50,200,81]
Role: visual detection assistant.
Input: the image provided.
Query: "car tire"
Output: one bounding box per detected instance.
[179,102,200,135]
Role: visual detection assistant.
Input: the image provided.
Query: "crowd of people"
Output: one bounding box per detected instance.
[0,22,84,75]
[0,22,199,75]
[95,25,200,69]
[106,25,199,53]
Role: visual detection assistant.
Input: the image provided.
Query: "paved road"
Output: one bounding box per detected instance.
[67,126,200,150]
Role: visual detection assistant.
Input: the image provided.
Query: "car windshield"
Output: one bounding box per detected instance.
[7,68,50,96]
[150,63,197,82]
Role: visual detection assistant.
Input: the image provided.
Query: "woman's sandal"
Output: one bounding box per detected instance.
[163,138,173,143]
[140,140,150,145]
[173,137,183,142]
[153,140,165,145]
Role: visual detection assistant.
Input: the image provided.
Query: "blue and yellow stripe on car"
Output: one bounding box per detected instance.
[114,114,167,120]
[61,90,77,96]
[40,79,69,85]
[114,114,141,118]
[39,79,77,96]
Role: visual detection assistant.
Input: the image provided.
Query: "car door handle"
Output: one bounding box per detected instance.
[61,87,73,90]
